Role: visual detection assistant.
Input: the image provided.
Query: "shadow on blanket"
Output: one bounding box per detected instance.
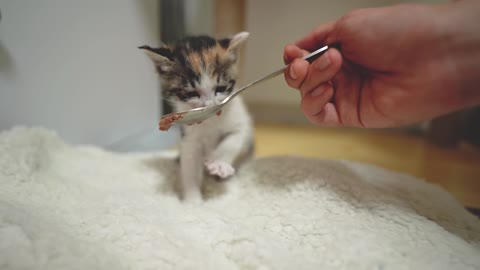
[143,156,228,200]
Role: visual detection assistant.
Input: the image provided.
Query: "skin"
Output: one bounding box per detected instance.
[284,0,480,128]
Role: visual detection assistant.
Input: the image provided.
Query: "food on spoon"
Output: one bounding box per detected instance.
[159,113,183,131]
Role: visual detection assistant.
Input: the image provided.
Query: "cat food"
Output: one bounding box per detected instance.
[159,113,183,131]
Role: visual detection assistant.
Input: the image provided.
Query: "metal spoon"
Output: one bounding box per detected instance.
[158,45,330,130]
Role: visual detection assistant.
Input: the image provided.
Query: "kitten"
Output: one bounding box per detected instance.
[140,32,254,202]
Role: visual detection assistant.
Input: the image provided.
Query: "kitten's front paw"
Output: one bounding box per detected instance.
[205,160,235,179]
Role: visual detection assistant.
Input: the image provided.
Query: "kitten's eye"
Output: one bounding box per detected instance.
[215,86,227,95]
[185,91,200,98]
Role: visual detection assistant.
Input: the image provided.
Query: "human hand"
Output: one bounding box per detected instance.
[284,1,480,128]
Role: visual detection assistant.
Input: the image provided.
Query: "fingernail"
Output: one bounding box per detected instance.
[289,65,298,80]
[310,84,330,97]
[314,54,331,71]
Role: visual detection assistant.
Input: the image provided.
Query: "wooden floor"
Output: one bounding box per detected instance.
[254,123,480,208]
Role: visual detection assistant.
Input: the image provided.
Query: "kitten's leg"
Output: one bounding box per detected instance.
[205,131,252,179]
[180,140,204,202]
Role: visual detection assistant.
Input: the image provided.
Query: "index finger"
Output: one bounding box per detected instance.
[284,44,309,64]
[295,20,338,51]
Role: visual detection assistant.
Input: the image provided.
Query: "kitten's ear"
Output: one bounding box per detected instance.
[228,32,249,51]
[138,45,174,70]
[219,32,249,56]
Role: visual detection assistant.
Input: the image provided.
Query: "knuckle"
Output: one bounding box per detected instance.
[300,96,314,116]
[284,72,296,88]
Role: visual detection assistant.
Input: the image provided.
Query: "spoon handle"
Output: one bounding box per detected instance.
[230,45,330,99]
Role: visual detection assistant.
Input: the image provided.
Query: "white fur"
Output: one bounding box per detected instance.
[179,96,253,201]
[171,69,252,201]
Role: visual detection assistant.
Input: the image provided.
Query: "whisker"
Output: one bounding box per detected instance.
[159,96,170,102]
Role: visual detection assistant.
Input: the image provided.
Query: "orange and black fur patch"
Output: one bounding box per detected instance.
[139,36,237,102]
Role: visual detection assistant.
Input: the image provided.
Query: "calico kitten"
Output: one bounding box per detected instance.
[140,32,254,202]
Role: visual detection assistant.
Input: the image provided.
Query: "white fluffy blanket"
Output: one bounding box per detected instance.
[0,127,479,270]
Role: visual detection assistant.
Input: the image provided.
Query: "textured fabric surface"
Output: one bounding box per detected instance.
[1,127,479,270]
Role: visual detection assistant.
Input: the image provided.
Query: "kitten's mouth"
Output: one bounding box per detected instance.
[191,102,219,109]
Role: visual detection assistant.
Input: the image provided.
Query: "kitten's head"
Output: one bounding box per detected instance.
[140,32,249,111]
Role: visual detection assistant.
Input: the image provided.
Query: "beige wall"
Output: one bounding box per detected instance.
[242,0,445,122]
[184,0,215,35]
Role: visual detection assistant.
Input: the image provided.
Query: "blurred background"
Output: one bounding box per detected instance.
[0,0,478,209]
